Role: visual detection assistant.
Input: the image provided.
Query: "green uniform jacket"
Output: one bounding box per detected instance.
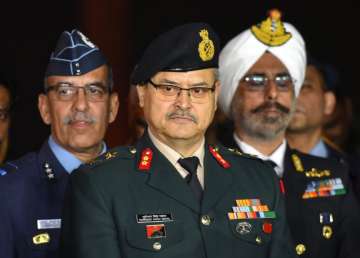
[60,133,296,258]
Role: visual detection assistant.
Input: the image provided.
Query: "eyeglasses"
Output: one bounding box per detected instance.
[0,108,9,122]
[148,79,216,104]
[242,73,295,92]
[45,83,109,102]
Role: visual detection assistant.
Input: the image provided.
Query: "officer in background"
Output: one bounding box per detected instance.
[286,57,340,159]
[0,74,14,163]
[0,29,119,258]
[218,9,360,258]
[60,23,296,258]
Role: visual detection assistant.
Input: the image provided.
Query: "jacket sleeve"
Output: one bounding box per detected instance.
[337,169,360,258]
[0,180,15,258]
[268,174,297,258]
[60,168,121,258]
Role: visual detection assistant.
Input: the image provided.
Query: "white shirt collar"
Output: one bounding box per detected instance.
[233,133,286,177]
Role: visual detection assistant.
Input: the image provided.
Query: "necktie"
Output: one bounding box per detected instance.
[178,157,203,203]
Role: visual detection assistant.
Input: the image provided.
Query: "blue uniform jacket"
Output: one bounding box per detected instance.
[0,141,69,258]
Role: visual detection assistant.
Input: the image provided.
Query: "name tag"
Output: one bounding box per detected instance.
[136,214,173,223]
[37,219,61,229]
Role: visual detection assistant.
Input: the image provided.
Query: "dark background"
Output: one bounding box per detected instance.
[1,0,359,159]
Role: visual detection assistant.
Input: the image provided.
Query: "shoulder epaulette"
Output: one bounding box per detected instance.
[0,162,19,176]
[86,146,136,167]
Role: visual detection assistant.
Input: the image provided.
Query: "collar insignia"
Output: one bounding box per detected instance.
[198,29,215,61]
[251,9,292,46]
[209,146,230,168]
[291,154,304,172]
[138,148,153,171]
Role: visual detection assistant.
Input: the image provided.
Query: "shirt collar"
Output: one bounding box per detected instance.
[309,139,328,158]
[233,133,286,177]
[48,135,107,174]
[148,128,205,169]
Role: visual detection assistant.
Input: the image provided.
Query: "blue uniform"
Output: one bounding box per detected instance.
[0,140,77,258]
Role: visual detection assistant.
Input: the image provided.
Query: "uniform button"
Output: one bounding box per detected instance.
[153,242,162,251]
[255,236,262,244]
[201,215,211,226]
[295,244,306,255]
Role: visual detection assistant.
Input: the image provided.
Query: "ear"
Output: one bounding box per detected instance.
[323,91,336,116]
[38,94,52,125]
[136,85,146,108]
[108,92,119,123]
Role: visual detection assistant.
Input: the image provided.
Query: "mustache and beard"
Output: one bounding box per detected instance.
[235,100,296,140]
[63,111,97,125]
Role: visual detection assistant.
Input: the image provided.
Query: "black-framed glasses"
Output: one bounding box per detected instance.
[45,83,109,102]
[148,79,216,103]
[242,73,295,91]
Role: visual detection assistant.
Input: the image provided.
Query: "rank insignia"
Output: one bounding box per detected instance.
[291,154,304,172]
[43,162,55,181]
[251,9,292,47]
[322,225,333,239]
[236,221,252,235]
[302,178,346,199]
[209,146,230,168]
[319,212,334,224]
[33,233,50,245]
[198,29,215,61]
[305,168,331,178]
[146,224,166,239]
[138,148,153,171]
[228,199,276,220]
[105,151,118,160]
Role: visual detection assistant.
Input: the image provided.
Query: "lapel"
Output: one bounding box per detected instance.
[37,141,69,181]
[283,146,308,198]
[202,145,233,213]
[137,132,200,213]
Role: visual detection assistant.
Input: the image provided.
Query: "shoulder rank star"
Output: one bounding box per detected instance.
[209,146,230,168]
[138,148,153,171]
[43,162,55,180]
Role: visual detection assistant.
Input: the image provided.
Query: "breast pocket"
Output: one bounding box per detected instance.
[228,219,273,246]
[126,220,184,252]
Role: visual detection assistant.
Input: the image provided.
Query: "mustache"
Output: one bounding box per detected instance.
[166,109,197,123]
[63,111,97,125]
[251,101,290,114]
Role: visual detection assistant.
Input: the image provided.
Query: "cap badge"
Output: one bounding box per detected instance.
[251,9,292,46]
[77,31,96,48]
[198,29,215,61]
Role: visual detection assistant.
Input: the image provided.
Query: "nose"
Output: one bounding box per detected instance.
[264,80,279,101]
[73,88,89,111]
[174,89,192,109]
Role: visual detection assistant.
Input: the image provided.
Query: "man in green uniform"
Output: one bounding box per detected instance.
[60,23,296,258]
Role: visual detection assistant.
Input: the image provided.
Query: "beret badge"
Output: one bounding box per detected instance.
[198,29,215,61]
[251,9,292,47]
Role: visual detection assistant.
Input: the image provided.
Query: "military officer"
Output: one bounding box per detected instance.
[60,23,296,258]
[218,9,360,257]
[0,30,119,258]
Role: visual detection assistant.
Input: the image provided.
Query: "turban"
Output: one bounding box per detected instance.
[219,10,306,116]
